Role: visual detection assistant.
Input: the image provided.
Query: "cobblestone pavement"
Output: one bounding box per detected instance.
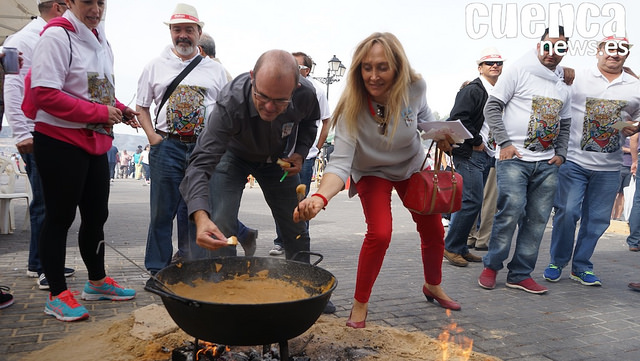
[1,179,640,361]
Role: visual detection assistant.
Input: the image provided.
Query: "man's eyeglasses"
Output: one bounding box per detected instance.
[298,65,309,70]
[484,61,503,67]
[252,83,292,106]
[543,43,568,54]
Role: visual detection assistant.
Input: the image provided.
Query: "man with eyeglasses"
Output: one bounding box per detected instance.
[180,50,319,266]
[544,36,640,287]
[478,26,572,294]
[3,0,75,290]
[443,47,504,268]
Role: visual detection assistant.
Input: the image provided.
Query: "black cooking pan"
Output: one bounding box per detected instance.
[145,254,337,346]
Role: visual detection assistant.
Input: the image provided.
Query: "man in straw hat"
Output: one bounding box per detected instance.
[136,3,229,278]
[443,47,505,267]
[478,26,572,294]
[543,35,640,287]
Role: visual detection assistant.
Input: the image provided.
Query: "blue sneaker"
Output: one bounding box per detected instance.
[543,264,562,282]
[570,271,602,286]
[44,290,89,321]
[81,277,136,301]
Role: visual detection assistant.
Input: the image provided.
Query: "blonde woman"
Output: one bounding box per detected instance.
[295,32,459,329]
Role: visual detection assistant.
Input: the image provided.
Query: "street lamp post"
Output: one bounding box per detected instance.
[312,55,346,99]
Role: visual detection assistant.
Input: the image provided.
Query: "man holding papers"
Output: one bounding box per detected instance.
[543,36,640,287]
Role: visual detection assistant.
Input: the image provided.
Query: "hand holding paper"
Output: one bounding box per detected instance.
[419,119,473,143]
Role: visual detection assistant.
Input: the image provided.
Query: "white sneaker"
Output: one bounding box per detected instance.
[269,245,284,256]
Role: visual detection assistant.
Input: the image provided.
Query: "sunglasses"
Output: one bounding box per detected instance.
[543,43,568,54]
[484,61,503,66]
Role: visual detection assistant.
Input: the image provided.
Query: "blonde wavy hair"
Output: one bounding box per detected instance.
[331,32,422,139]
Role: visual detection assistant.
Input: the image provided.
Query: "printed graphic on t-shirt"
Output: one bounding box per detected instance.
[580,97,625,153]
[166,85,207,136]
[87,72,115,136]
[87,72,115,106]
[524,95,563,152]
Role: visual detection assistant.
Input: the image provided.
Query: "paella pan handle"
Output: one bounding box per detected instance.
[291,251,323,266]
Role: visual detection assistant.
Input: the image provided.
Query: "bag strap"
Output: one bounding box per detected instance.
[154,55,203,128]
[421,141,457,175]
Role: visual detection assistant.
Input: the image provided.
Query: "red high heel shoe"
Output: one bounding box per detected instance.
[346,310,367,329]
[422,285,461,311]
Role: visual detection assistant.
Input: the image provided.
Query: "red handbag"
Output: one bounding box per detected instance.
[402,146,463,215]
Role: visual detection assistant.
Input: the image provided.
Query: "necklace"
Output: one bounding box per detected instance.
[367,97,388,135]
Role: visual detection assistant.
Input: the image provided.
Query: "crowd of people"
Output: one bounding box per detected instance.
[107,145,150,183]
[1,1,640,333]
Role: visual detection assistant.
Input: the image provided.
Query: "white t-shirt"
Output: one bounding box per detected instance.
[136,46,228,136]
[479,75,496,158]
[306,77,331,159]
[492,49,572,162]
[567,67,640,171]
[3,17,46,143]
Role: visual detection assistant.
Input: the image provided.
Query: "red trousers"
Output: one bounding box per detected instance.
[353,176,445,303]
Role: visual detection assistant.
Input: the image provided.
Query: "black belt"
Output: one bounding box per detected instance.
[156,129,197,143]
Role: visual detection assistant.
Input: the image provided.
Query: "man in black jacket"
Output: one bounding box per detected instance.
[443,47,504,267]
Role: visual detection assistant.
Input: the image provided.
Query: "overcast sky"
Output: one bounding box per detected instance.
[9,0,640,135]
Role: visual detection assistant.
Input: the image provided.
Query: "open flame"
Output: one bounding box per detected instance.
[196,341,230,360]
[437,309,474,361]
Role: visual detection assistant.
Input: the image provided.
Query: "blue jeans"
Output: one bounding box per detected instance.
[22,153,45,274]
[144,138,198,273]
[445,151,490,254]
[549,161,618,273]
[628,158,640,247]
[273,156,314,247]
[484,159,559,283]
[175,197,190,259]
[208,151,310,263]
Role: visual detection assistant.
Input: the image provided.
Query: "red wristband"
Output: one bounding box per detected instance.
[311,193,328,210]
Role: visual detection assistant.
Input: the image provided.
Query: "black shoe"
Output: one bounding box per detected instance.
[0,286,14,309]
[37,273,50,290]
[240,228,258,257]
[323,300,336,314]
[64,267,76,277]
[474,245,488,251]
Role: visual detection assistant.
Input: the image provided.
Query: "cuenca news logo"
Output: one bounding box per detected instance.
[465,2,629,57]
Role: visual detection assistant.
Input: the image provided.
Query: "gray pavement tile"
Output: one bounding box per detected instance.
[2,180,640,360]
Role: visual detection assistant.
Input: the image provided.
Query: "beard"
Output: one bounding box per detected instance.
[175,43,195,57]
[175,38,195,56]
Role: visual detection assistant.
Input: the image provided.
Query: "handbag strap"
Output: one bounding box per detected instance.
[420,141,457,176]
[154,55,203,128]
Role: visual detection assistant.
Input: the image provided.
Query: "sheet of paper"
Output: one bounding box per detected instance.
[418,120,473,143]
[611,121,639,130]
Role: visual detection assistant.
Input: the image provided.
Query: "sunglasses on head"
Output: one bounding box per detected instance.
[543,43,568,54]
[484,61,503,66]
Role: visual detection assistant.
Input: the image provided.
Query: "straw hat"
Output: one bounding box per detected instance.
[164,3,204,28]
[476,47,506,65]
[599,36,633,49]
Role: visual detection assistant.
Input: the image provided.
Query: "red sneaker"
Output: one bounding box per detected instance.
[506,277,548,294]
[478,267,497,289]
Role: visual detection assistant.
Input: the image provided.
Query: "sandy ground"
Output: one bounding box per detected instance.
[23,304,501,361]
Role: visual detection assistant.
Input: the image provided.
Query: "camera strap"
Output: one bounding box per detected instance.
[154,55,203,129]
